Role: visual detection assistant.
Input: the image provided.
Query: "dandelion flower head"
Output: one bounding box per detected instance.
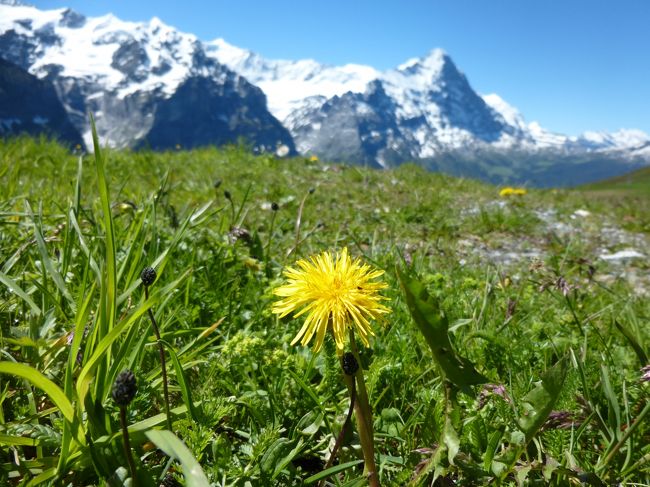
[272,248,390,352]
[499,187,527,197]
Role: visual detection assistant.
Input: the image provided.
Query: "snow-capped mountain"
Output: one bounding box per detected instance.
[0,56,82,145]
[206,40,650,171]
[0,1,294,151]
[205,39,380,123]
[1,1,648,185]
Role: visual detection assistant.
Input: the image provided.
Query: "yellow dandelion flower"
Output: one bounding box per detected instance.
[499,187,526,197]
[272,248,390,352]
[309,154,319,162]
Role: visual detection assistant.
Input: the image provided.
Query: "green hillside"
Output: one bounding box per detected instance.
[0,136,648,486]
[582,164,650,193]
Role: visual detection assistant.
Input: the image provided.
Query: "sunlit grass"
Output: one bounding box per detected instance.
[0,135,648,485]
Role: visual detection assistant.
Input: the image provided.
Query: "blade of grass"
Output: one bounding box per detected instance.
[0,362,75,425]
[0,270,41,315]
[145,430,210,487]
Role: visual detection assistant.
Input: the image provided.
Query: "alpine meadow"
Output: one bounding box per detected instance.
[0,130,648,485]
[1,1,650,485]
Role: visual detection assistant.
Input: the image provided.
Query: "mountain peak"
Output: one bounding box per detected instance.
[2,1,649,184]
[397,48,448,76]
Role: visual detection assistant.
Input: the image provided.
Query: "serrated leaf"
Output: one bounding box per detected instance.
[517,357,568,441]
[484,428,504,472]
[397,267,487,389]
[443,416,460,465]
[466,416,487,456]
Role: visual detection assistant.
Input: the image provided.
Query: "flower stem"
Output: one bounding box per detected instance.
[119,406,138,484]
[348,329,380,487]
[144,285,173,432]
[319,375,356,487]
[265,209,277,278]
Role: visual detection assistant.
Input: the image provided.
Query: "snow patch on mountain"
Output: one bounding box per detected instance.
[2,1,649,173]
[482,93,527,131]
[207,40,650,161]
[205,38,379,121]
[0,3,216,101]
[0,3,294,151]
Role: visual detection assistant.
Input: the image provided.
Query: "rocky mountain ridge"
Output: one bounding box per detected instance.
[0,2,294,152]
[1,1,648,185]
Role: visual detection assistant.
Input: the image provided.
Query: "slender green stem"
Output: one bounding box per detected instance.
[319,374,356,487]
[563,294,585,337]
[144,285,172,431]
[289,190,311,257]
[265,210,277,277]
[119,406,138,484]
[348,329,380,487]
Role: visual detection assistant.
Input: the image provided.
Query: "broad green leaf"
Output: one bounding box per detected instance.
[145,430,210,487]
[0,434,38,446]
[517,357,568,441]
[26,467,58,486]
[397,267,486,389]
[0,362,76,426]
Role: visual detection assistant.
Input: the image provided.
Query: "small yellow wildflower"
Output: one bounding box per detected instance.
[499,187,527,197]
[272,248,390,352]
[309,155,319,162]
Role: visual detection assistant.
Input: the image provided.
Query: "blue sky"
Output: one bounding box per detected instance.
[33,0,650,136]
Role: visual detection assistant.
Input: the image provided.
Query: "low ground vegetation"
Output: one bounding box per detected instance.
[0,135,648,485]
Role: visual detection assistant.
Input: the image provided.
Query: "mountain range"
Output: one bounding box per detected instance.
[1,0,649,186]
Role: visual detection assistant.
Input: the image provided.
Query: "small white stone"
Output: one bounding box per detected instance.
[599,249,645,261]
[571,209,591,219]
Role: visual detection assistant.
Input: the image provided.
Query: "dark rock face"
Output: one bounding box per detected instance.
[290,80,414,167]
[0,29,38,68]
[426,55,508,142]
[0,57,83,145]
[59,9,86,29]
[34,23,60,47]
[0,8,295,152]
[143,75,295,152]
[111,39,150,82]
[288,55,516,167]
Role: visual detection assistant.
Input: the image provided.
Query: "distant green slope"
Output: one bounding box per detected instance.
[582,165,650,193]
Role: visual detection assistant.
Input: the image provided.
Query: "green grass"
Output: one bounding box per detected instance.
[582,165,650,194]
[0,135,648,486]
